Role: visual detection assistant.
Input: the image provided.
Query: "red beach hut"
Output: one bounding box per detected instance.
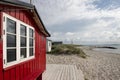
[0,0,50,80]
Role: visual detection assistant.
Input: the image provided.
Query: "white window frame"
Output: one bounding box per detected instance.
[3,13,35,68]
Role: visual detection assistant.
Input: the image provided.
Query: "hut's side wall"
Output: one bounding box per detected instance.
[0,5,46,80]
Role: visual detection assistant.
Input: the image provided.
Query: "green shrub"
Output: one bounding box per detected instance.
[48,44,87,58]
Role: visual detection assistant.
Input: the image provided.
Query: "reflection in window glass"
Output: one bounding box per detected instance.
[29,38,33,47]
[7,49,16,62]
[20,24,26,36]
[7,34,16,47]
[20,48,26,58]
[29,28,33,37]
[20,37,26,47]
[29,48,33,56]
[7,18,16,34]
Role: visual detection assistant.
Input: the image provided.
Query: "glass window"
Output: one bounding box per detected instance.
[7,18,16,34]
[20,48,26,59]
[29,48,33,56]
[20,37,26,47]
[7,34,16,47]
[3,14,35,68]
[29,38,33,47]
[20,24,26,36]
[20,24,27,59]
[6,18,16,63]
[29,28,33,37]
[7,49,16,62]
[29,28,34,57]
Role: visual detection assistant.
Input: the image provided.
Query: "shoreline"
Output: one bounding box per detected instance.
[46,46,120,80]
[88,46,120,55]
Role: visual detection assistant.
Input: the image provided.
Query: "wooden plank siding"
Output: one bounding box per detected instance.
[0,5,46,80]
[0,11,3,80]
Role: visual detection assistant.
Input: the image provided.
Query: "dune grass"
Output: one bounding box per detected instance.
[48,44,87,58]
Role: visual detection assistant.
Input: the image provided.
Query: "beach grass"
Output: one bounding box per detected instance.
[47,44,87,58]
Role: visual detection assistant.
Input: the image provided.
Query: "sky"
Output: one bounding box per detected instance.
[20,0,120,44]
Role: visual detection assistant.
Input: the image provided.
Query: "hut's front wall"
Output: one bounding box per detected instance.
[0,11,3,80]
[0,5,46,80]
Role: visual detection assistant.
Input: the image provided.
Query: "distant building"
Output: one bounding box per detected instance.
[52,41,63,45]
[46,39,52,52]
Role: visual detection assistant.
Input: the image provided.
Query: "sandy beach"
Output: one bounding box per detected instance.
[46,46,120,80]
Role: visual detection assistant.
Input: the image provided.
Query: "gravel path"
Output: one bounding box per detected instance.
[46,46,120,80]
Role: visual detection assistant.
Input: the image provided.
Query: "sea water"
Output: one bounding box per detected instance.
[93,44,120,54]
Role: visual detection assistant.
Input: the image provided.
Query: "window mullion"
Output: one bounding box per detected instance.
[27,27,29,58]
[17,21,20,62]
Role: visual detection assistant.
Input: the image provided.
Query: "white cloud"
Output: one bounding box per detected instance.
[20,0,120,44]
[66,32,75,36]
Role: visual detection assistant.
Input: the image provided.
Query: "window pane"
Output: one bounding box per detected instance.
[20,48,26,59]
[29,28,33,37]
[7,18,16,34]
[29,38,33,47]
[20,24,26,36]
[29,48,33,56]
[21,37,26,47]
[7,49,16,62]
[7,34,16,47]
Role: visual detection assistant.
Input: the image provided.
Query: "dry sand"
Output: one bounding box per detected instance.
[46,46,120,80]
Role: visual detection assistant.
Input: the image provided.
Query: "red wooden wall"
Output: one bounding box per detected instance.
[0,5,46,80]
[0,11,3,80]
